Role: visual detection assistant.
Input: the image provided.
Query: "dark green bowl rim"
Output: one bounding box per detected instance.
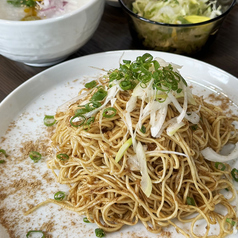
[119,0,236,27]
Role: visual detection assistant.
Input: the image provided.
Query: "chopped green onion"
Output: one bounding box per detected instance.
[26,230,45,238]
[109,69,123,82]
[85,101,101,111]
[0,149,7,163]
[186,197,196,206]
[225,188,229,191]
[8,0,36,7]
[119,80,136,90]
[115,138,132,163]
[43,115,56,127]
[85,80,97,89]
[29,151,42,163]
[140,125,146,134]
[54,191,65,201]
[191,124,198,131]
[102,107,117,118]
[215,162,226,171]
[91,88,107,101]
[108,53,187,94]
[75,108,89,115]
[142,53,153,62]
[83,117,95,130]
[231,168,238,182]
[56,153,69,161]
[226,218,236,226]
[95,228,105,237]
[86,117,95,126]
[83,217,90,223]
[70,114,86,127]
[0,149,7,157]
[75,101,101,116]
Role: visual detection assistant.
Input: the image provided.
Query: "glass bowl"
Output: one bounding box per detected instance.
[119,0,236,55]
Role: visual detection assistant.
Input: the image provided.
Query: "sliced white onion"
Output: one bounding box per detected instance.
[126,95,137,113]
[110,98,117,106]
[168,91,199,124]
[177,84,187,124]
[142,97,171,121]
[124,96,137,145]
[154,117,176,138]
[125,112,137,146]
[145,150,188,158]
[132,83,144,97]
[166,120,185,136]
[127,154,140,171]
[136,142,152,197]
[84,85,120,118]
[136,80,154,130]
[154,57,182,71]
[201,142,238,162]
[115,138,132,163]
[151,105,168,137]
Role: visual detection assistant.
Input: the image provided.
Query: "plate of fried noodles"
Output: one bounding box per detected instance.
[0,50,238,238]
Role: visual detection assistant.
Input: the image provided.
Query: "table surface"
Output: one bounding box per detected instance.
[0,2,237,103]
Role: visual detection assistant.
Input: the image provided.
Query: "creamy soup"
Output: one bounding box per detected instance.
[0,0,88,21]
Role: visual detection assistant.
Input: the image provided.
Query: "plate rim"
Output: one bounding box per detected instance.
[1,49,238,105]
[1,49,238,136]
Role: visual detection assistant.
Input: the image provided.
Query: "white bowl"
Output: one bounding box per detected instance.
[0,0,105,66]
[106,0,120,7]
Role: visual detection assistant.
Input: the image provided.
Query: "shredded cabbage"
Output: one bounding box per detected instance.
[132,0,222,24]
[130,0,223,54]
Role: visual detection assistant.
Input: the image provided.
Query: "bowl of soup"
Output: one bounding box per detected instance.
[0,0,105,66]
[119,0,236,55]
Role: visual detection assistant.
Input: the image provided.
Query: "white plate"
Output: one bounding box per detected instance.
[0,50,237,238]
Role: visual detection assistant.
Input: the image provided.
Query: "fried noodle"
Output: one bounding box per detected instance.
[25,54,238,238]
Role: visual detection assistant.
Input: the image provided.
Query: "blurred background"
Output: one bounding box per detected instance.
[0,1,237,102]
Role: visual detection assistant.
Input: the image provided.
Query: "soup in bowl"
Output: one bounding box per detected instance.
[0,0,89,21]
[0,0,105,66]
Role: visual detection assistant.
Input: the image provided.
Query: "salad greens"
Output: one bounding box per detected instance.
[132,0,222,24]
[130,0,223,54]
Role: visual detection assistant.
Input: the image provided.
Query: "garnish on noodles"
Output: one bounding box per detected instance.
[25,53,238,237]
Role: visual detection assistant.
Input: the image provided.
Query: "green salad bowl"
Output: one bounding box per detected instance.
[119,0,236,55]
